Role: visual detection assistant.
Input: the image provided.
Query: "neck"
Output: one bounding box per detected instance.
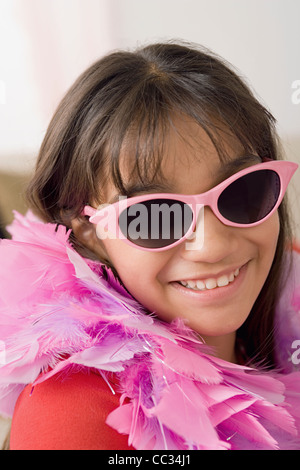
[201,331,237,363]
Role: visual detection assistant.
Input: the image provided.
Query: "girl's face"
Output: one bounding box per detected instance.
[79,118,280,360]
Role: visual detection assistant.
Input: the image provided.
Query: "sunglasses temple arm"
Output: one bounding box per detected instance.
[82,206,96,217]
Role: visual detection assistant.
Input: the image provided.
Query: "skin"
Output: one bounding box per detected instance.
[72,118,280,363]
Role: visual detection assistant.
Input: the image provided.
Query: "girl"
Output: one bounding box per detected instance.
[1,41,300,450]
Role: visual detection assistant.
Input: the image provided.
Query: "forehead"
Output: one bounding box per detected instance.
[116,115,248,194]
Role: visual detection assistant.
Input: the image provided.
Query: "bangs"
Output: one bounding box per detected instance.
[104,77,262,196]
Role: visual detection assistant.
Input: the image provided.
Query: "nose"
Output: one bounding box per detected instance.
[179,206,239,263]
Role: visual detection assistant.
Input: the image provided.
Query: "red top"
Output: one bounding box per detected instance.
[10,371,133,450]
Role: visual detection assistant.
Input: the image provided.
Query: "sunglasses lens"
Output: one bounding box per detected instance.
[217,169,281,224]
[118,199,193,248]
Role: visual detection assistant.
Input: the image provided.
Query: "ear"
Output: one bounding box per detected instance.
[70,216,110,262]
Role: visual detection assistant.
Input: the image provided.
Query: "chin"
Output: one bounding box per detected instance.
[182,314,247,338]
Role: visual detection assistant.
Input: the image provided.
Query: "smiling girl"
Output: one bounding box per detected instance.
[1,41,300,450]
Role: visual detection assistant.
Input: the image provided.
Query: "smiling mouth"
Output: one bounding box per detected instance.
[177,267,241,291]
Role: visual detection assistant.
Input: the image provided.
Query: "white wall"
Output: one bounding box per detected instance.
[0,0,117,171]
[0,0,299,170]
[111,0,300,137]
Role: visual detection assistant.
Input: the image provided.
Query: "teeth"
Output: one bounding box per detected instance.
[179,267,240,291]
[196,280,206,290]
[217,275,229,287]
[205,278,217,290]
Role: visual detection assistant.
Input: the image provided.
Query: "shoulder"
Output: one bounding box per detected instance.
[10,370,132,450]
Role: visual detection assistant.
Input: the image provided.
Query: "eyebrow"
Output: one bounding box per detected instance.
[215,154,262,180]
[109,154,262,202]
[109,182,173,203]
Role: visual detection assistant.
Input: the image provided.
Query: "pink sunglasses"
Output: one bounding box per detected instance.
[83,159,298,251]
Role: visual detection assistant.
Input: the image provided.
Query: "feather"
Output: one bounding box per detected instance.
[0,342,44,384]
[158,339,222,384]
[106,402,133,435]
[251,400,297,435]
[150,378,228,449]
[0,383,26,418]
[220,411,280,449]
[221,368,286,404]
[71,340,142,372]
[210,396,258,426]
[1,211,300,450]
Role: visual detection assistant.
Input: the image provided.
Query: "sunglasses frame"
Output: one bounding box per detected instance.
[83,159,298,251]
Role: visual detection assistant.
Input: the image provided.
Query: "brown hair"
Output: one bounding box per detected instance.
[26,41,294,369]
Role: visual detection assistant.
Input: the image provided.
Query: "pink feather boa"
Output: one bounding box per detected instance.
[1,211,300,450]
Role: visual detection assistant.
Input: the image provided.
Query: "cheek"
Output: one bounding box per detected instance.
[99,238,168,295]
[244,212,280,302]
[254,212,280,261]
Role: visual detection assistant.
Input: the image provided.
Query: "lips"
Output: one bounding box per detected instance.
[170,263,249,303]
